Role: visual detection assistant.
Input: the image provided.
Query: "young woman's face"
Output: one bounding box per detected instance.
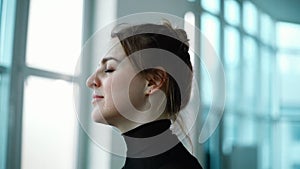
[86,38,148,126]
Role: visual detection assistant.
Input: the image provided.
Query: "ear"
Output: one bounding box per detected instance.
[144,67,167,96]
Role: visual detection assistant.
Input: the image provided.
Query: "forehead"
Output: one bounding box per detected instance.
[102,37,126,62]
[98,37,126,66]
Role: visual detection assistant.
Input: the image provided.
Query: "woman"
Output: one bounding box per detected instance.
[86,21,203,169]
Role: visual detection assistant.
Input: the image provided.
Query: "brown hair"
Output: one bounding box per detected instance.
[111,21,193,120]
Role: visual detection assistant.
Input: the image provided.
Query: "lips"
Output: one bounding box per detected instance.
[93,95,104,99]
[92,94,104,104]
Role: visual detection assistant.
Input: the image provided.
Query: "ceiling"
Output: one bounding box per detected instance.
[251,0,300,24]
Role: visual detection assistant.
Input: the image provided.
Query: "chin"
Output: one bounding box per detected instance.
[91,108,120,126]
[91,109,108,124]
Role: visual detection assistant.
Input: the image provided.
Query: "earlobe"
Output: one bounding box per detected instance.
[144,68,167,96]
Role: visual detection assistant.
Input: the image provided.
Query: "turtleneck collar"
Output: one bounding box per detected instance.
[122,119,171,138]
[121,119,180,158]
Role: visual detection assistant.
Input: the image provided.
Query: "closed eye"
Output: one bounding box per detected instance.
[104,69,115,73]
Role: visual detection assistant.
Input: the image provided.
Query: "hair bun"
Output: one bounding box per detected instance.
[161,20,189,47]
[174,28,189,47]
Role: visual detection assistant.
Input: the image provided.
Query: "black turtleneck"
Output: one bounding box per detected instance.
[121,119,203,169]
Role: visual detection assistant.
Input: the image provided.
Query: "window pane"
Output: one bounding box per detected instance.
[243,1,258,35]
[201,0,220,14]
[201,13,220,57]
[260,13,274,45]
[277,22,300,49]
[278,53,300,107]
[224,26,240,107]
[224,26,240,67]
[200,13,220,105]
[184,11,195,66]
[0,0,16,66]
[200,65,212,106]
[279,122,300,169]
[222,112,236,154]
[26,0,83,75]
[236,116,256,145]
[22,76,77,169]
[224,0,240,26]
[0,73,10,169]
[242,36,258,110]
[260,47,272,115]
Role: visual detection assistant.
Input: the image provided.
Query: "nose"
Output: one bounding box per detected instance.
[86,72,101,89]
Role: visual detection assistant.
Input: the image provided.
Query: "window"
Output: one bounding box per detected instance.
[278,54,300,107]
[201,13,220,57]
[224,26,240,106]
[20,0,83,169]
[25,0,83,75]
[21,77,77,169]
[275,20,300,169]
[200,13,220,106]
[199,0,278,168]
[184,11,196,66]
[242,36,258,105]
[279,122,300,169]
[243,1,258,35]
[224,0,240,26]
[201,0,220,14]
[0,0,16,168]
[260,13,274,45]
[260,47,272,115]
[277,22,300,50]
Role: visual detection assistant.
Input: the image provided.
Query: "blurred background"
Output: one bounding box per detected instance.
[1,0,300,169]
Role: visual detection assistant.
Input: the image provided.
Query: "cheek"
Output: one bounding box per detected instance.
[129,76,147,108]
[103,78,112,95]
[110,70,146,112]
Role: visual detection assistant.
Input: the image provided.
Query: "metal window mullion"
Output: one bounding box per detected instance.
[219,0,226,168]
[5,0,29,169]
[192,0,205,164]
[74,1,95,169]
[0,65,7,73]
[24,67,74,82]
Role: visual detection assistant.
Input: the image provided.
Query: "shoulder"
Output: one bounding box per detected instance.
[158,160,203,169]
[159,142,203,169]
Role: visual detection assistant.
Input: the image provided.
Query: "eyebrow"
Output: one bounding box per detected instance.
[100,57,120,65]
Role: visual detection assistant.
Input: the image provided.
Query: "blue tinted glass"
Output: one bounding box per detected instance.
[260,13,273,44]
[279,122,300,169]
[243,1,258,35]
[224,26,240,107]
[0,0,16,66]
[200,13,220,106]
[277,22,300,49]
[201,13,220,57]
[201,0,220,14]
[260,47,272,114]
[243,36,257,109]
[224,26,240,67]
[236,116,256,145]
[222,112,236,154]
[184,12,196,66]
[0,73,9,169]
[200,65,212,105]
[0,0,15,168]
[278,53,300,106]
[225,0,240,26]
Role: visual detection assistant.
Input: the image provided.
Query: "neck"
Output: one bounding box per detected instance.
[114,113,170,133]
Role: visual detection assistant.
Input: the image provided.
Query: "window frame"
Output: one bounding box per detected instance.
[2,0,86,169]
